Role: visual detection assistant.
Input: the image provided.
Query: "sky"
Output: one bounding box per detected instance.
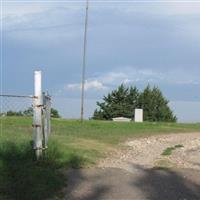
[1,0,200,122]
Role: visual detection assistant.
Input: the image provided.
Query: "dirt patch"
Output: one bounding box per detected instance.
[98,132,200,171]
[64,167,200,200]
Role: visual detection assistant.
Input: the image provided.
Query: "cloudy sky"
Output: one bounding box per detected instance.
[1,0,200,122]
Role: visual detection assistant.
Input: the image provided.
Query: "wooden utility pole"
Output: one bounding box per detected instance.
[80,0,89,122]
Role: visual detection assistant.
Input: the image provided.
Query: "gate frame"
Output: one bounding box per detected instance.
[33,70,51,160]
[0,70,51,160]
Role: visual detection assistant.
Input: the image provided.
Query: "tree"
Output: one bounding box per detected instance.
[3,107,61,118]
[6,110,23,116]
[127,86,140,118]
[93,84,177,122]
[51,108,60,118]
[138,85,177,122]
[93,84,139,120]
[23,107,33,117]
[23,107,61,118]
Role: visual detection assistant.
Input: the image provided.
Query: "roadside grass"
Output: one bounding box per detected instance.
[0,141,66,200]
[162,144,184,156]
[0,117,199,199]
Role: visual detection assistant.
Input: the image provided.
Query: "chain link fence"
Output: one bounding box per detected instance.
[0,95,34,117]
[0,71,51,159]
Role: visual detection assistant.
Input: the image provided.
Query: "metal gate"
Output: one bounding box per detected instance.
[0,71,51,159]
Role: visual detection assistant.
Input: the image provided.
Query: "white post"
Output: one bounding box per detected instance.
[135,109,143,123]
[33,70,43,159]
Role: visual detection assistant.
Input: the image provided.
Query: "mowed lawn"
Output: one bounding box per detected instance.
[0,117,200,200]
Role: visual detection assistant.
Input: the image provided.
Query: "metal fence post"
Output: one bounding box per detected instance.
[33,70,43,159]
[47,95,51,136]
[43,92,51,149]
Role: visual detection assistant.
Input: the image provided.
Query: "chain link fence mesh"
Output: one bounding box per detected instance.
[0,94,51,159]
[0,95,33,117]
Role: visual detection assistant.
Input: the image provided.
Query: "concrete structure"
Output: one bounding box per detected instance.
[134,109,143,123]
[112,117,132,122]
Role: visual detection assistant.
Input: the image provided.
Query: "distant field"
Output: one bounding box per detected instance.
[0,117,200,200]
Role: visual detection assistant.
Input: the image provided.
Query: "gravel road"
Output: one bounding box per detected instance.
[98,132,200,171]
[64,133,200,200]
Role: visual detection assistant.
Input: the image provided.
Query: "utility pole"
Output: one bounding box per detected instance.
[80,0,89,122]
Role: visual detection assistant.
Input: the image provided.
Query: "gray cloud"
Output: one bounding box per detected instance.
[2,2,200,121]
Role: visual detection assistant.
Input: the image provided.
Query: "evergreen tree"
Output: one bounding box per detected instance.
[138,85,177,122]
[93,84,139,120]
[127,86,140,118]
[93,84,177,122]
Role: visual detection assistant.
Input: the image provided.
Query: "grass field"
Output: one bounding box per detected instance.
[0,117,200,200]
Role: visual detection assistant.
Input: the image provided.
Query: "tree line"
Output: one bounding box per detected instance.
[0,107,60,118]
[93,84,177,122]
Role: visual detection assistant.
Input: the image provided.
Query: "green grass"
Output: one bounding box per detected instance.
[162,144,184,156]
[162,147,176,156]
[0,117,199,199]
[174,144,184,148]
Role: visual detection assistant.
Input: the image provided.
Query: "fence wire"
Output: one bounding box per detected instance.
[0,93,51,159]
[0,95,34,117]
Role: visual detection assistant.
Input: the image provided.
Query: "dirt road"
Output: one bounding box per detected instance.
[64,133,200,200]
[99,132,200,171]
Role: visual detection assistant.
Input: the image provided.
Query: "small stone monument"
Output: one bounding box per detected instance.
[134,109,143,123]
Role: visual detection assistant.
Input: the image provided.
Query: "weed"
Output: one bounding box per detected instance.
[162,144,184,156]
